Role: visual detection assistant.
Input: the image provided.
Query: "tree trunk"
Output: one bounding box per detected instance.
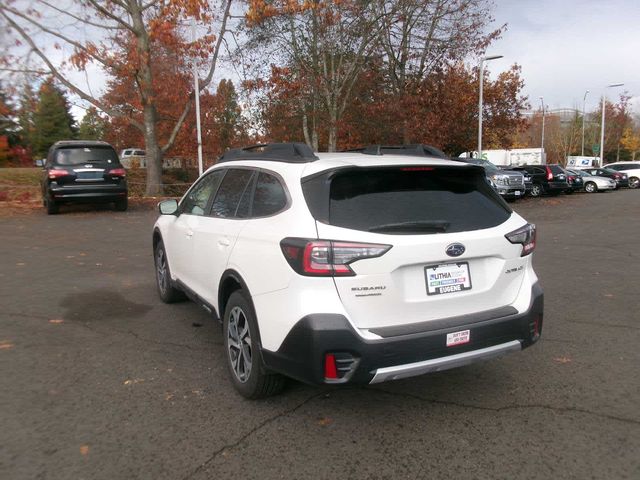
[327,109,337,152]
[143,104,163,196]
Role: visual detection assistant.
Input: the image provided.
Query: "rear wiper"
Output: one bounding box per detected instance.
[368,220,450,233]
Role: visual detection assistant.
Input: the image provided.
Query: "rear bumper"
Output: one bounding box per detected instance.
[49,184,127,203]
[545,181,570,192]
[262,282,544,385]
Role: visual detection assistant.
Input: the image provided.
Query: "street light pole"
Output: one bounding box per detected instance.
[477,54,503,159]
[539,96,545,163]
[599,83,624,166]
[192,19,204,176]
[581,90,589,156]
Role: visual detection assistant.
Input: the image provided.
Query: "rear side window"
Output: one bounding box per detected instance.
[211,169,255,218]
[54,146,119,166]
[304,167,511,234]
[549,165,564,174]
[252,172,287,217]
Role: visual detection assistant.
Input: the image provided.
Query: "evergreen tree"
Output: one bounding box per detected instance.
[0,85,17,166]
[78,107,106,140]
[32,79,76,157]
[215,79,241,152]
[17,82,37,151]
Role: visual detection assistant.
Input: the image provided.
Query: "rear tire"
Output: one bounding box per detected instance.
[584,181,597,193]
[115,197,128,211]
[223,290,285,399]
[45,197,59,215]
[530,184,543,197]
[154,240,185,303]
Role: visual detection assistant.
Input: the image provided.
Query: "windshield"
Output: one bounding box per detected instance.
[54,146,119,166]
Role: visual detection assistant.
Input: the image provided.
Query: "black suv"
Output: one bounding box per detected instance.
[510,164,569,197]
[40,141,128,214]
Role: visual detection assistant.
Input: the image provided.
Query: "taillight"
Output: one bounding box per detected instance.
[280,238,391,276]
[505,223,536,256]
[545,166,553,181]
[48,168,69,179]
[108,168,127,177]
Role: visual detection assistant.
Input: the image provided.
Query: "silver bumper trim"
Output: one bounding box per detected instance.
[369,340,522,384]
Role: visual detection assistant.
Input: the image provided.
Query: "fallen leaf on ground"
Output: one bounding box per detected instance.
[317,417,333,426]
[16,262,25,266]
[123,378,144,385]
[553,356,572,364]
[0,341,14,350]
[49,319,64,324]
[80,445,89,456]
[603,293,614,298]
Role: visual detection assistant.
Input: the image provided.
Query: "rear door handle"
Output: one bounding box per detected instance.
[218,238,231,247]
[186,230,194,238]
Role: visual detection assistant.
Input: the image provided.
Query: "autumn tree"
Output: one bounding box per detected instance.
[0,0,233,194]
[259,60,527,156]
[245,0,385,151]
[32,78,77,158]
[621,125,640,160]
[373,0,503,143]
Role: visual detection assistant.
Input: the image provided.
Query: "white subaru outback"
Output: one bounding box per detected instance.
[152,143,543,398]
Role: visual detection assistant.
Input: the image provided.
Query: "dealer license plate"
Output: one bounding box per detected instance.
[446,330,470,347]
[425,262,472,296]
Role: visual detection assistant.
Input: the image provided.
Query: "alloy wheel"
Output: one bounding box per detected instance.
[227,306,252,383]
[156,248,168,295]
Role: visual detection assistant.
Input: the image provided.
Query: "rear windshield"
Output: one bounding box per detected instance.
[304,167,511,234]
[54,146,119,166]
[548,165,564,174]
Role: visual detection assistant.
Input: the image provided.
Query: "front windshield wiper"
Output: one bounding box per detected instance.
[368,220,450,233]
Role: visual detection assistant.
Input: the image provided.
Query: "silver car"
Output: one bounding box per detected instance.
[567,169,616,193]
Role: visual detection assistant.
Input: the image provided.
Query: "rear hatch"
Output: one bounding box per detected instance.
[50,145,125,187]
[302,165,529,330]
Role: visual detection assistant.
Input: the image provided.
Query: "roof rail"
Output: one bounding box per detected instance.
[345,144,449,159]
[218,142,319,163]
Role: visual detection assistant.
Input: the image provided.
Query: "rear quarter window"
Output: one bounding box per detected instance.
[303,166,511,234]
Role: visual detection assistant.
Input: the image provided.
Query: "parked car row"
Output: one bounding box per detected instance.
[464,158,640,198]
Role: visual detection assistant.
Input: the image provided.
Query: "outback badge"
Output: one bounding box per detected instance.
[445,243,465,257]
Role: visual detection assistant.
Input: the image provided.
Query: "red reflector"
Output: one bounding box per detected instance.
[533,315,540,336]
[324,354,338,380]
[401,167,435,171]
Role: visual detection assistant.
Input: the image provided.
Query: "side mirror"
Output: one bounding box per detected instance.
[35,159,44,167]
[158,199,179,215]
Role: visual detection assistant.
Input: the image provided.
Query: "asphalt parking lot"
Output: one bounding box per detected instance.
[1,191,639,480]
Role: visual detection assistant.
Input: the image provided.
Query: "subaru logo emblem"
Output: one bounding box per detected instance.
[445,243,465,257]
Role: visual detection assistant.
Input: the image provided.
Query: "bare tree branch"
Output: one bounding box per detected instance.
[0,9,144,131]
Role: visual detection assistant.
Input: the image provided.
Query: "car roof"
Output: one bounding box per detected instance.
[206,151,473,179]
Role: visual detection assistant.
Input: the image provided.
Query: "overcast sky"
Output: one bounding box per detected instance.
[485,0,640,113]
